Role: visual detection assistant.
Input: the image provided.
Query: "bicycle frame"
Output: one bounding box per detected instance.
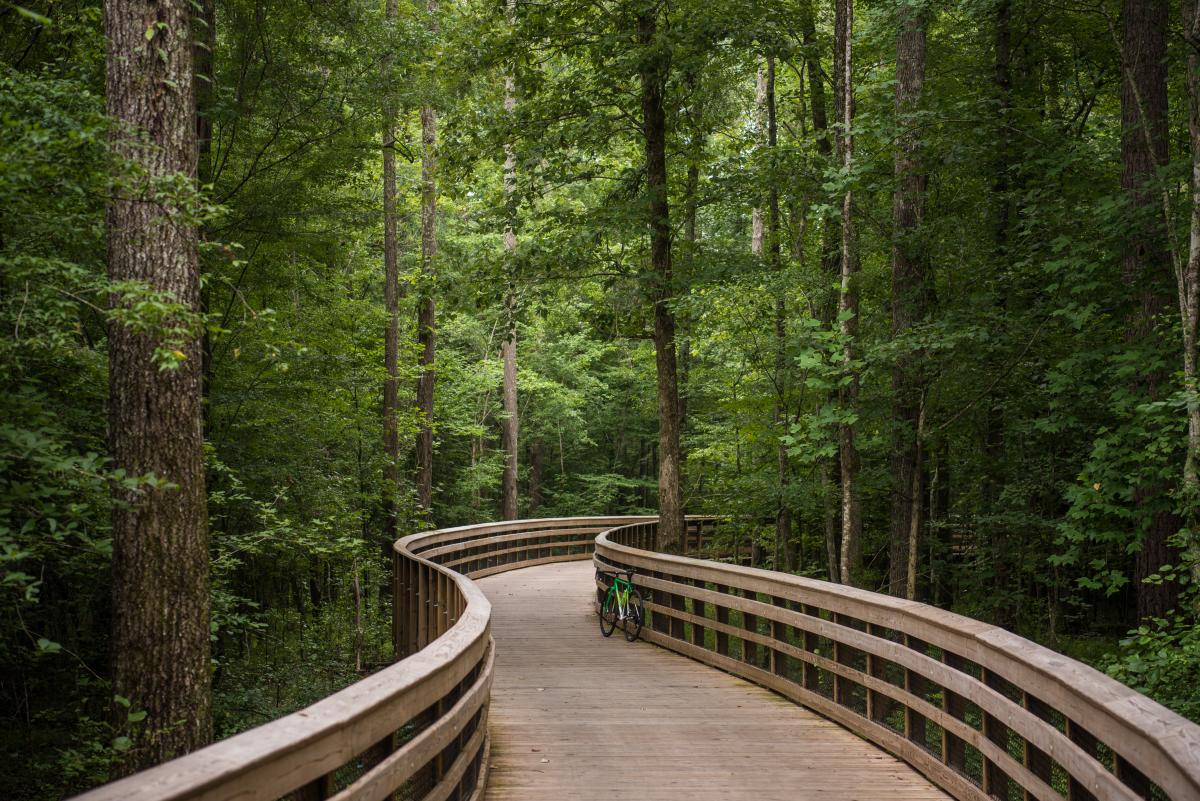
[605,574,634,619]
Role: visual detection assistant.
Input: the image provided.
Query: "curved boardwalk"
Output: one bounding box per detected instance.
[478,561,951,801]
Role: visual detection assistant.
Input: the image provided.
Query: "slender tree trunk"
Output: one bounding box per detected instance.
[382,0,401,546]
[195,0,215,437]
[528,438,544,514]
[1186,3,1200,489]
[638,7,685,552]
[801,0,843,576]
[1119,0,1179,620]
[762,56,792,572]
[1181,0,1200,589]
[500,0,519,521]
[752,66,767,257]
[105,0,211,770]
[984,0,1014,626]
[906,399,926,600]
[415,0,439,517]
[822,464,839,581]
[800,0,839,309]
[835,0,862,586]
[888,1,929,597]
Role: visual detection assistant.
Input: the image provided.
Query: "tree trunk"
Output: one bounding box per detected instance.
[752,65,767,257]
[195,0,215,438]
[1120,0,1179,620]
[501,0,519,521]
[888,1,929,597]
[801,0,844,576]
[415,0,439,517]
[105,0,211,770]
[906,400,926,600]
[382,0,401,546]
[835,0,862,587]
[983,0,1013,627]
[763,55,792,573]
[638,7,685,552]
[1185,0,1200,589]
[528,438,544,514]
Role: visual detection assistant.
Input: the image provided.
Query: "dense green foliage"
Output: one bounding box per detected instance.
[2,0,1199,797]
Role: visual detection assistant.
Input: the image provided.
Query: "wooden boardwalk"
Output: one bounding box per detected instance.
[478,561,952,801]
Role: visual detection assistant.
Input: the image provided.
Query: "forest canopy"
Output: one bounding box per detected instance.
[3,0,1200,797]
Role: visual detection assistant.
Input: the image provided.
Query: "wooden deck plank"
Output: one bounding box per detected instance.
[478,561,952,801]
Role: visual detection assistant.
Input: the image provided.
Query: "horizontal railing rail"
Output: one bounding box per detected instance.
[595,519,1200,801]
[73,516,649,801]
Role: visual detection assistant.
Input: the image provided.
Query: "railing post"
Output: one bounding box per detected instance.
[941,652,967,778]
[904,635,928,751]
[1066,719,1100,801]
[715,584,730,657]
[771,596,788,678]
[691,578,707,650]
[742,589,759,666]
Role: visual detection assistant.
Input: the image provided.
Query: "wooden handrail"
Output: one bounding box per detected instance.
[595,519,1200,801]
[71,516,650,801]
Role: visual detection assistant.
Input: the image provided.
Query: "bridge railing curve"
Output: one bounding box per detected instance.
[595,519,1200,801]
[73,515,649,801]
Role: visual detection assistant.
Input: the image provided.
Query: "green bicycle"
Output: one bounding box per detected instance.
[597,568,644,641]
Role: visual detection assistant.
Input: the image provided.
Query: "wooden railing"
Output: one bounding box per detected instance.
[73,516,648,801]
[595,519,1200,801]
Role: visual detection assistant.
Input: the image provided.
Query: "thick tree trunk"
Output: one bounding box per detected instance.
[835,0,862,586]
[382,0,401,546]
[638,7,685,552]
[105,0,211,770]
[415,0,439,517]
[1120,0,1179,620]
[501,0,519,520]
[888,2,929,597]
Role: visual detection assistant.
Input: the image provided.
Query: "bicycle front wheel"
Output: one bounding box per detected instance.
[599,588,617,637]
[623,587,644,642]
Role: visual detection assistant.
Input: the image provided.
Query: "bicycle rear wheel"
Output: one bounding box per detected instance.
[623,587,644,642]
[599,587,617,637]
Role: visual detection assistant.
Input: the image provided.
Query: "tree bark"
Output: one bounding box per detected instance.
[415,0,439,517]
[528,438,544,514]
[105,0,211,770]
[1185,1,1200,590]
[500,0,519,521]
[382,0,401,546]
[194,0,215,438]
[752,66,767,257]
[763,56,792,572]
[801,0,843,576]
[835,0,862,587]
[637,6,685,552]
[1120,0,1179,620]
[888,1,929,597]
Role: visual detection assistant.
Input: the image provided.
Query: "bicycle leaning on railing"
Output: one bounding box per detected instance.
[597,567,644,641]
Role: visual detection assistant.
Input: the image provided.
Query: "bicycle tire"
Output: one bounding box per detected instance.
[599,586,617,637]
[623,587,644,641]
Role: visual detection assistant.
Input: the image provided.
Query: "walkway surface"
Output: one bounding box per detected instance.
[478,561,951,801]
